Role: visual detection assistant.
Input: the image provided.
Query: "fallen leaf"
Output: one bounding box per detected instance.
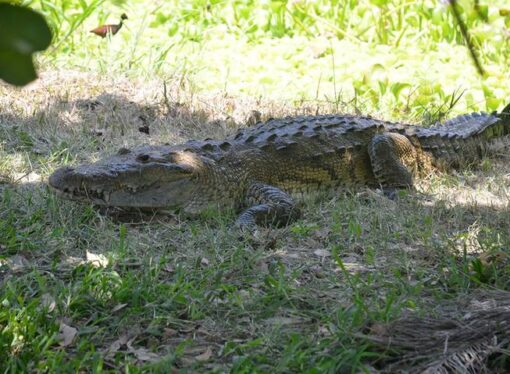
[41,293,56,312]
[86,251,109,267]
[112,303,127,313]
[318,325,332,337]
[478,251,509,267]
[125,337,160,362]
[7,255,30,272]
[64,256,84,266]
[180,346,216,366]
[131,347,160,362]
[106,334,129,356]
[58,322,77,347]
[313,249,331,257]
[162,264,174,273]
[163,327,177,338]
[369,322,387,336]
[334,262,371,274]
[341,255,359,263]
[264,316,306,326]
[195,347,213,362]
[200,257,209,267]
[313,228,332,240]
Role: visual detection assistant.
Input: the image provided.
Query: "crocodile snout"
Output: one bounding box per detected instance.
[48,166,75,191]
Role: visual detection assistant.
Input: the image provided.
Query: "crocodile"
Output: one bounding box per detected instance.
[49,104,510,227]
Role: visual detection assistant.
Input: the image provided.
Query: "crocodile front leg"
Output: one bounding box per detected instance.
[368,132,418,189]
[236,183,300,228]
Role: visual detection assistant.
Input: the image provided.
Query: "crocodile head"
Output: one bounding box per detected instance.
[48,144,219,212]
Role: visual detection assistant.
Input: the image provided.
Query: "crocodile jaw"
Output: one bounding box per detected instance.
[48,164,195,209]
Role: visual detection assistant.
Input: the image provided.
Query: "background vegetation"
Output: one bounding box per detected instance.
[26,0,510,117]
[1,0,509,372]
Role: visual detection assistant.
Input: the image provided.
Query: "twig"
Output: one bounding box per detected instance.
[449,0,485,77]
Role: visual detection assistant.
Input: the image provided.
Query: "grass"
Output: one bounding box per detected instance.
[1,0,510,372]
[22,0,510,115]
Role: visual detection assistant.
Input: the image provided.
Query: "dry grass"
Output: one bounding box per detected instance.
[0,71,509,372]
[363,289,510,373]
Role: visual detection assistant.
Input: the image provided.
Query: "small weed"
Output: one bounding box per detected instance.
[290,223,319,238]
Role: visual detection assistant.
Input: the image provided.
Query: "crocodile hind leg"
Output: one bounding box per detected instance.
[368,132,418,192]
[236,183,300,228]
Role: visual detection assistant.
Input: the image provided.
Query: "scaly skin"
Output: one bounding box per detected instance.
[49,105,510,227]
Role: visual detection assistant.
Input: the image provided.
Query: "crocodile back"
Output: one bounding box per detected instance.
[231,114,389,145]
[227,115,393,190]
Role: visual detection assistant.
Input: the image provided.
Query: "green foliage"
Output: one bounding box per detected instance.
[15,0,508,116]
[0,3,51,85]
[33,0,105,50]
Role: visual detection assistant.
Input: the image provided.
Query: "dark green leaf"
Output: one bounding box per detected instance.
[0,49,36,86]
[0,4,52,53]
[0,4,52,86]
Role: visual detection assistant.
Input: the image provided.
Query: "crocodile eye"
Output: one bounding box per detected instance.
[136,154,150,162]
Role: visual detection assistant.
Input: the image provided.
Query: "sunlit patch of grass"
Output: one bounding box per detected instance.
[24,0,510,116]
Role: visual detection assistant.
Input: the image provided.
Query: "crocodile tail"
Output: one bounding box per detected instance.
[489,102,510,138]
[498,102,510,127]
[465,103,510,144]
